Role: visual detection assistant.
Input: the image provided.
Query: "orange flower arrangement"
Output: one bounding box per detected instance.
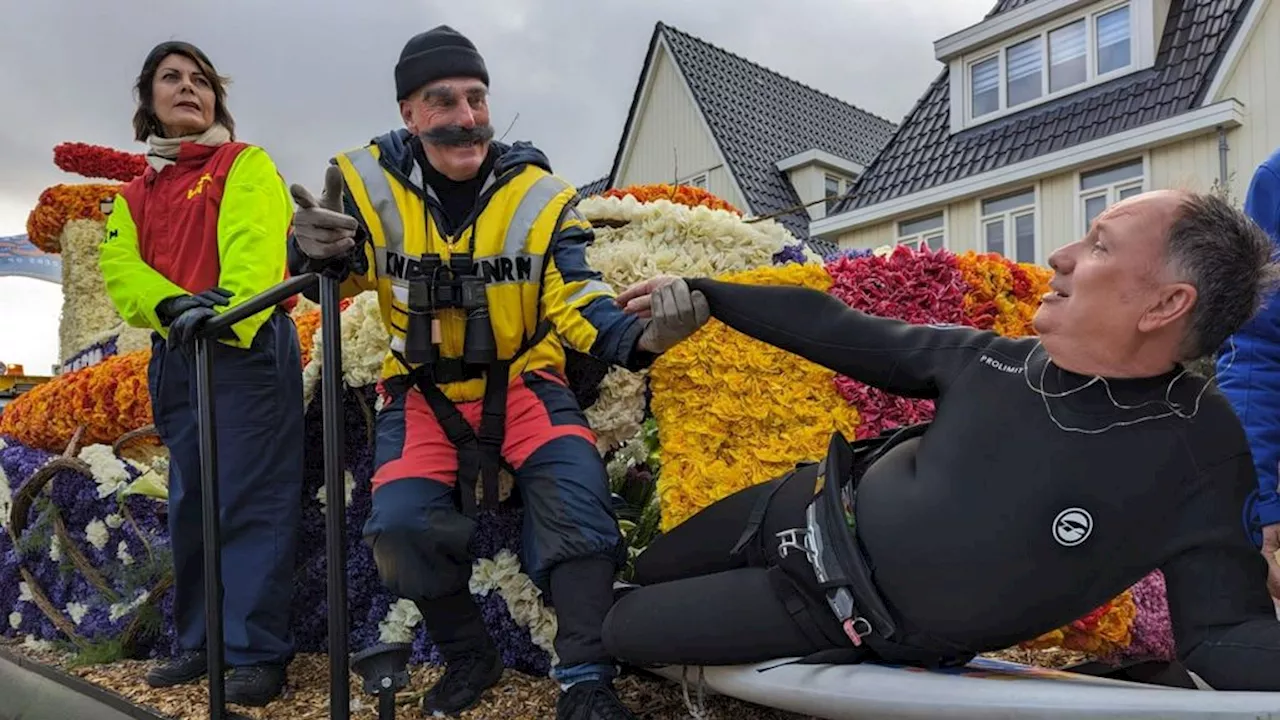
[604,183,743,215]
[954,251,1052,337]
[0,351,153,451]
[1020,590,1137,656]
[293,298,354,366]
[25,184,121,253]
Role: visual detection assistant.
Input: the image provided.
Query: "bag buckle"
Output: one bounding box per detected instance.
[775,527,817,564]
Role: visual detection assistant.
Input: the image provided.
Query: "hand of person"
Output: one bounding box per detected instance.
[290,165,359,260]
[615,274,681,318]
[1262,523,1280,600]
[634,277,710,354]
[155,287,233,326]
[166,306,217,353]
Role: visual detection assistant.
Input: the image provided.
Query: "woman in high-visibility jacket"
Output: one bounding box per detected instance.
[98,41,303,708]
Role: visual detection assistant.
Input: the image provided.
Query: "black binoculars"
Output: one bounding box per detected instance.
[404,253,497,367]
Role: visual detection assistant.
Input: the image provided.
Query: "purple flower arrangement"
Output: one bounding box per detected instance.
[1,385,554,676]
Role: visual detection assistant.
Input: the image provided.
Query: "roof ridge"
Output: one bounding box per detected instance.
[656,22,898,130]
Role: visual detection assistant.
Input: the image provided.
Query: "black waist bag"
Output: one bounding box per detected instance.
[763,423,975,670]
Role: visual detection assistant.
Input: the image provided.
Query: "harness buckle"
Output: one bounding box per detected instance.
[775,527,817,564]
[842,616,872,647]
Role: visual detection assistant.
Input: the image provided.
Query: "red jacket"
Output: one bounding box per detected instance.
[100,141,295,350]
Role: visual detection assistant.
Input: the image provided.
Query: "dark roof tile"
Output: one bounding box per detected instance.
[607,23,897,251]
[835,0,1254,215]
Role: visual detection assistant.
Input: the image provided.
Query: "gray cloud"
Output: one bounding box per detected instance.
[0,0,996,234]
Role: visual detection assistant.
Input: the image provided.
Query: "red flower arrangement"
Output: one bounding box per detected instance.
[25,183,121,253]
[824,245,968,438]
[53,142,147,182]
[604,184,743,215]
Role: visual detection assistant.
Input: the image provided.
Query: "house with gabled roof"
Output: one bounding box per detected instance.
[812,0,1278,263]
[578,22,898,254]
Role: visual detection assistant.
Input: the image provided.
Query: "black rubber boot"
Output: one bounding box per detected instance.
[556,680,637,720]
[419,591,504,717]
[145,649,207,687]
[225,663,287,707]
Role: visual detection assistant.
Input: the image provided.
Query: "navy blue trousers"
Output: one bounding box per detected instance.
[147,310,305,667]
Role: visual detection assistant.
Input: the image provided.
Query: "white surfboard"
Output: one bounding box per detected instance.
[650,657,1280,719]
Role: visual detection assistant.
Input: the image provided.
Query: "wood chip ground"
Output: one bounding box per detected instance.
[3,641,1089,720]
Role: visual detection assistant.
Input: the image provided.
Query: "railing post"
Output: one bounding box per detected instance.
[319,273,350,720]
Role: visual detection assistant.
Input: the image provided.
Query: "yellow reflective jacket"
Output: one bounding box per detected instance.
[298,132,648,403]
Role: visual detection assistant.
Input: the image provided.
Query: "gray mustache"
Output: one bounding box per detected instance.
[422,123,495,147]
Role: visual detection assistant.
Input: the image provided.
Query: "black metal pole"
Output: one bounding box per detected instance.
[193,336,227,719]
[319,274,350,720]
[193,273,318,720]
[377,690,396,720]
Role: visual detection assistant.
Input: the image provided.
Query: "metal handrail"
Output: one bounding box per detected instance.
[192,271,349,720]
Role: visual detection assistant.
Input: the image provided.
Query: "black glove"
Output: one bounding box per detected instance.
[166,306,218,353]
[156,287,234,326]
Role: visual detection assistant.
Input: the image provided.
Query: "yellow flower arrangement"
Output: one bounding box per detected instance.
[649,263,860,531]
[1021,590,1137,656]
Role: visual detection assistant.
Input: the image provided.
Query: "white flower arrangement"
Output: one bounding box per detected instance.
[302,291,388,406]
[8,612,21,630]
[59,220,126,363]
[377,598,421,645]
[108,591,151,623]
[315,470,356,512]
[576,194,806,293]
[65,601,88,626]
[469,549,558,664]
[373,549,559,665]
[117,540,133,566]
[84,518,109,551]
[49,534,62,563]
[77,444,130,499]
[584,368,648,454]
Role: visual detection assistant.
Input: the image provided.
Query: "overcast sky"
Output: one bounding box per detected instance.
[0,0,995,373]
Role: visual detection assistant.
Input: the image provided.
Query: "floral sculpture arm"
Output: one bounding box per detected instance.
[684,277,996,398]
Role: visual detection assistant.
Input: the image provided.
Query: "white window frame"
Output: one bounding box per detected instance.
[978,185,1040,264]
[963,0,1136,125]
[825,173,846,214]
[1075,154,1148,236]
[682,173,708,188]
[896,209,947,251]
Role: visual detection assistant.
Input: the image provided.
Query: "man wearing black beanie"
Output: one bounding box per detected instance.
[288,23,671,720]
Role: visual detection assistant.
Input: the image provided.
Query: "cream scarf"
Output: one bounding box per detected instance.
[145,123,231,173]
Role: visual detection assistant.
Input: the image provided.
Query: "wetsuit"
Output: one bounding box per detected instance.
[602,277,1280,692]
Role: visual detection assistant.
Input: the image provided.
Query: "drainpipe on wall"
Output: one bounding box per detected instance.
[1218,125,1229,195]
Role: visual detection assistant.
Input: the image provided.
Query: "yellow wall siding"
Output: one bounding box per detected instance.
[947,200,978,254]
[1217,0,1280,202]
[1038,173,1078,255]
[835,223,894,251]
[1150,134,1223,194]
[614,47,748,211]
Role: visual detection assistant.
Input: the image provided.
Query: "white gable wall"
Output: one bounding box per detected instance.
[613,43,749,211]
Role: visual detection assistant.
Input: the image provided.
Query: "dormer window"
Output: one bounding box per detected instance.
[954,0,1148,128]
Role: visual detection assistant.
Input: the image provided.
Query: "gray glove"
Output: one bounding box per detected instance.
[637,278,710,353]
[290,165,359,260]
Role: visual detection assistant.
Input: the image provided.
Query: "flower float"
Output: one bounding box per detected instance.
[0,174,1172,673]
[603,182,743,215]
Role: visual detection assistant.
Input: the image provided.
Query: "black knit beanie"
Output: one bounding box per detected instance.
[395,25,489,100]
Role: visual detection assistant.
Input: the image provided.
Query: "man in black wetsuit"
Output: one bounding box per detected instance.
[603,188,1280,691]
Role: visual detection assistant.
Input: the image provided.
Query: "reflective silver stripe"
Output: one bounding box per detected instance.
[566,279,614,304]
[344,148,406,257]
[503,175,569,257]
[464,175,568,287]
[390,334,406,353]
